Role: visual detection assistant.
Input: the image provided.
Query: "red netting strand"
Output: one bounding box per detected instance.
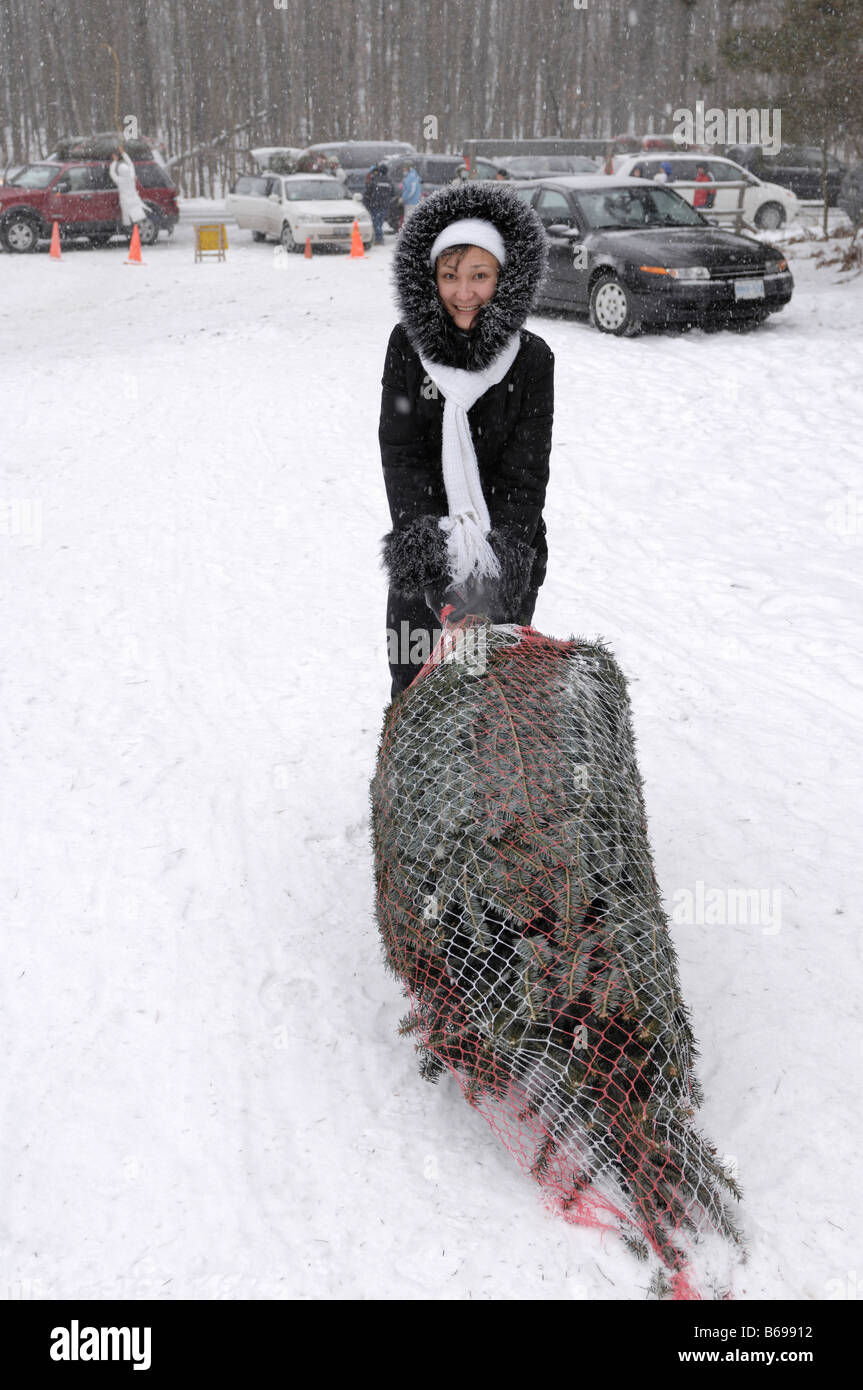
[371,619,744,1298]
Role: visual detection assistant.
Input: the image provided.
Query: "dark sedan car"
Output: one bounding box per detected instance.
[514,176,793,335]
[725,144,846,206]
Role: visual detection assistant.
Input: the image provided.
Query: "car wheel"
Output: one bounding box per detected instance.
[137,207,161,246]
[252,231,267,243]
[755,202,785,230]
[589,273,641,336]
[281,222,299,252]
[1,214,41,253]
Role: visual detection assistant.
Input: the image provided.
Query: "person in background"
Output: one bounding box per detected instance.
[693,163,714,209]
[364,162,394,244]
[109,147,146,235]
[400,161,422,222]
[326,155,348,191]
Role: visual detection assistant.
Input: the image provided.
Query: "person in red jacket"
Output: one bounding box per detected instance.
[379,181,554,699]
[693,163,713,209]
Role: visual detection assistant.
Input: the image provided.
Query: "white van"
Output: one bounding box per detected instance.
[616,153,799,230]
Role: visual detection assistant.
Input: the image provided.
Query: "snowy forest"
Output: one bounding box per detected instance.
[1,0,862,1324]
[1,0,861,196]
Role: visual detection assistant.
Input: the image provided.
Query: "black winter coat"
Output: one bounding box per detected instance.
[364,169,394,213]
[379,179,554,620]
[379,321,554,603]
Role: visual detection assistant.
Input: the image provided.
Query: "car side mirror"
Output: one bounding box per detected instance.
[55,180,71,193]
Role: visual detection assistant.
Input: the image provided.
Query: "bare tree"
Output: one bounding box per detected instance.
[1,0,806,193]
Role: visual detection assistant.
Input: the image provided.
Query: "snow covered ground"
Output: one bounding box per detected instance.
[1,209,860,1301]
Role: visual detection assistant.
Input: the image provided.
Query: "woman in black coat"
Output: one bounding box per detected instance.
[379,180,554,698]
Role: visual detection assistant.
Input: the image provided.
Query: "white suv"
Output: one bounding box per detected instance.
[616,153,799,230]
[225,172,373,250]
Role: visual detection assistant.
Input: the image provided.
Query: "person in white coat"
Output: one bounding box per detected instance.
[109,148,146,229]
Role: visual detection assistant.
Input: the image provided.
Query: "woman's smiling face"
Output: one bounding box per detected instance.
[435,245,500,330]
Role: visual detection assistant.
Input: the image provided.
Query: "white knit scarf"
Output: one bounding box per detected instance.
[419,330,521,587]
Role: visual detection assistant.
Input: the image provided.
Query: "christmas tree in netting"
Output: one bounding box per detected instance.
[371,619,744,1297]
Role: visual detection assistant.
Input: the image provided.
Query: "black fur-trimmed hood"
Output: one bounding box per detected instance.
[391,181,548,371]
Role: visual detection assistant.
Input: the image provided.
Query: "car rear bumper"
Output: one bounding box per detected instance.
[631,272,793,321]
[293,219,372,244]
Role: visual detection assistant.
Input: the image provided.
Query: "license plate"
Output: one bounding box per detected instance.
[734,278,764,300]
[330,226,350,236]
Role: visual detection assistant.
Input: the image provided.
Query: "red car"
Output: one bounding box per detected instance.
[0,159,179,253]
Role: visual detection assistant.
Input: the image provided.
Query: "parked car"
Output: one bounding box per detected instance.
[514,175,793,335]
[225,171,373,250]
[616,152,799,230]
[607,136,712,172]
[837,164,863,227]
[249,147,306,175]
[376,153,468,229]
[725,144,847,206]
[498,155,602,180]
[467,156,506,180]
[462,139,610,177]
[299,141,416,198]
[0,158,178,252]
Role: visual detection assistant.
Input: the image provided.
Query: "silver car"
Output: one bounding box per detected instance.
[225,172,373,251]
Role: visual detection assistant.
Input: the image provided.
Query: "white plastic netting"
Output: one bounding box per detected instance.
[371,620,743,1295]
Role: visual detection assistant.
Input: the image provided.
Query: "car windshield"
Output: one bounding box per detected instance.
[285,180,347,201]
[7,164,59,189]
[575,186,707,229]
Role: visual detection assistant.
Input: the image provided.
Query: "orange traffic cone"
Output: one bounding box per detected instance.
[49,221,62,260]
[349,219,365,258]
[304,236,312,258]
[126,224,143,265]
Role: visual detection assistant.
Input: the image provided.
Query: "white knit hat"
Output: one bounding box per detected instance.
[428,217,507,269]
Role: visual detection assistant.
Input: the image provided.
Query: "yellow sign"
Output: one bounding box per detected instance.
[194,223,228,261]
